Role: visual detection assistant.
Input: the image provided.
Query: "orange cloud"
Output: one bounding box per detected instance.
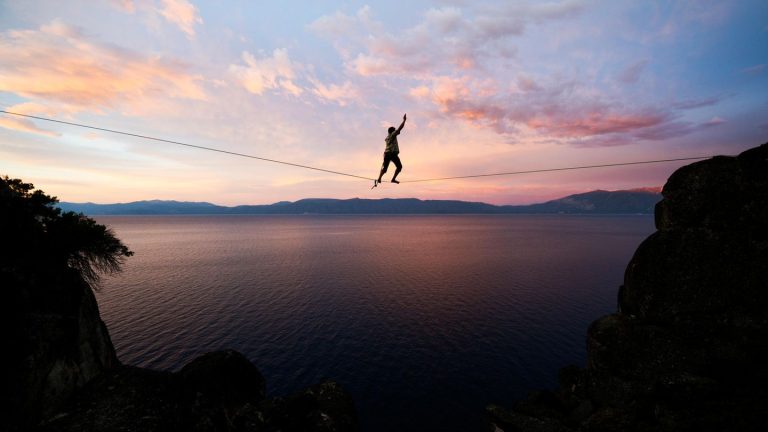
[0,102,82,136]
[0,20,206,126]
[230,49,303,96]
[157,0,204,38]
[111,0,203,37]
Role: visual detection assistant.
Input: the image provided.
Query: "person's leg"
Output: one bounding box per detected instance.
[377,153,391,183]
[391,154,402,183]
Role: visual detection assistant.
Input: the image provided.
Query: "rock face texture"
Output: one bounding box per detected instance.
[2,268,118,429]
[488,143,768,432]
[39,352,358,432]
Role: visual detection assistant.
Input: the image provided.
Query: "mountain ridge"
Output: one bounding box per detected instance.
[58,189,661,215]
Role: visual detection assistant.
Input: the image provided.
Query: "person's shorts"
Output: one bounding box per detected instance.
[382,152,402,171]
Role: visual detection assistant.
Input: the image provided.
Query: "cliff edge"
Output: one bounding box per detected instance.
[0,177,357,432]
[488,143,768,432]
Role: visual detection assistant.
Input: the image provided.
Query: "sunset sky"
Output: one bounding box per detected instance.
[1,0,766,205]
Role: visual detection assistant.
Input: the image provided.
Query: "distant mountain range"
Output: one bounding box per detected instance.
[58,189,661,215]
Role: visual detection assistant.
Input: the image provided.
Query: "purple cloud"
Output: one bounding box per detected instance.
[312,2,588,77]
[617,60,649,84]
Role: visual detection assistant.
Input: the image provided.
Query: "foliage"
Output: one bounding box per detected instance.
[1,175,133,289]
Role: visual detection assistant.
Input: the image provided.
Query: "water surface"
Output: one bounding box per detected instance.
[95,215,654,431]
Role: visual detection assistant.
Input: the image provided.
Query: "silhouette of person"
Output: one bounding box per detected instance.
[376,113,406,186]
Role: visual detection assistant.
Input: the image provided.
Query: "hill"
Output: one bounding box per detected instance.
[59,189,661,215]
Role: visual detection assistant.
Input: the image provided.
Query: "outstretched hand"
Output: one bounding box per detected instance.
[403,113,407,121]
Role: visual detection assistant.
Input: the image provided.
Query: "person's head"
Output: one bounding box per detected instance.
[388,126,396,134]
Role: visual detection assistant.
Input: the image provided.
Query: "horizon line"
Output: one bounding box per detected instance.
[58,188,663,208]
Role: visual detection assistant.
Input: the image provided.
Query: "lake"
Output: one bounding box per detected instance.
[94,214,655,431]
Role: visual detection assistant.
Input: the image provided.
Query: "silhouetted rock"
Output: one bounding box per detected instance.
[234,380,358,432]
[2,269,118,429]
[488,143,768,432]
[39,352,358,432]
[1,176,358,431]
[177,350,266,431]
[180,350,266,406]
[37,366,177,432]
[7,278,358,432]
[7,294,356,432]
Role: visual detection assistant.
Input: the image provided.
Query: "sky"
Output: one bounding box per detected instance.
[0,0,766,205]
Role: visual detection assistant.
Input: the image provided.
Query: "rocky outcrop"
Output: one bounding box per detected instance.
[3,240,357,431]
[39,352,357,432]
[3,268,358,432]
[488,143,768,432]
[2,268,118,429]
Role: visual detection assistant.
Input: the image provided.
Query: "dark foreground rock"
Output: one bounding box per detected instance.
[2,213,357,431]
[4,270,357,432]
[6,285,359,432]
[1,268,118,429]
[488,143,768,432]
[38,357,357,432]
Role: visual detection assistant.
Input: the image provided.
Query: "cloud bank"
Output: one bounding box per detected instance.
[0,20,206,133]
[310,2,727,146]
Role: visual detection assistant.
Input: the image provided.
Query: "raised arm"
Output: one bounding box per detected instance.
[396,113,407,133]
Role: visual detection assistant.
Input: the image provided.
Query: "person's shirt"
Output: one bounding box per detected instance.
[385,130,400,153]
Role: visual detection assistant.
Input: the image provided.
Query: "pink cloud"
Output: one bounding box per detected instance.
[111,0,135,13]
[415,75,676,141]
[229,49,303,96]
[308,79,359,106]
[517,75,542,92]
[312,3,586,78]
[567,135,637,148]
[409,86,431,98]
[0,102,80,136]
[702,116,726,127]
[157,0,203,38]
[0,20,206,117]
[526,110,668,137]
[111,0,203,37]
[229,48,363,106]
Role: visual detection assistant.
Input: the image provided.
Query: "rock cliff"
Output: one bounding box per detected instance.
[3,269,357,432]
[2,268,118,429]
[488,143,768,432]
[1,178,357,431]
[4,272,357,432]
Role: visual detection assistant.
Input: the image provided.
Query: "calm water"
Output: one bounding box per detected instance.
[95,215,654,431]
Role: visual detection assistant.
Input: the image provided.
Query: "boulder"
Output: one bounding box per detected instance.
[177,349,267,431]
[179,349,266,405]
